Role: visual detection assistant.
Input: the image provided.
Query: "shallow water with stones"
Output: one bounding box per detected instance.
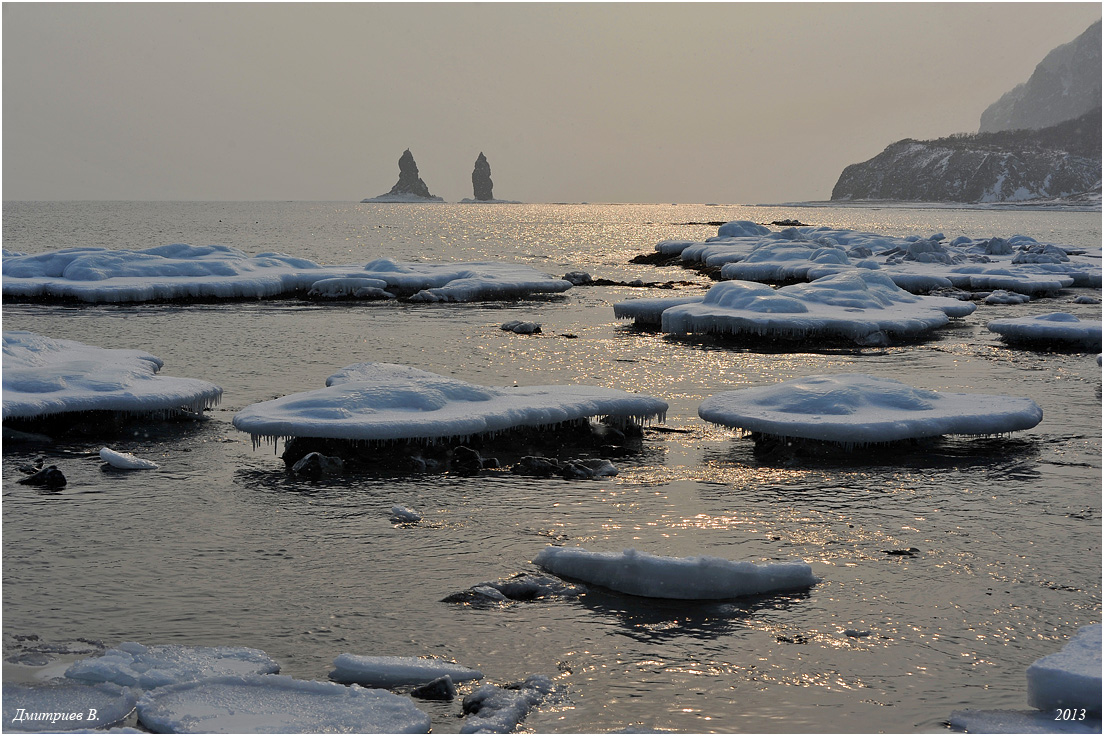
[2,201,1100,733]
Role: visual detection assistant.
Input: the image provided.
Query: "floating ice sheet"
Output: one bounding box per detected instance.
[64,642,280,690]
[232,362,667,446]
[659,271,967,346]
[987,313,1103,349]
[135,674,430,733]
[697,374,1043,445]
[948,708,1101,733]
[534,546,819,600]
[1,247,571,303]
[2,332,222,421]
[2,682,137,732]
[461,675,555,734]
[1026,624,1101,713]
[329,654,483,688]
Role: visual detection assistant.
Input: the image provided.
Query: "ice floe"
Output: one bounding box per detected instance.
[987,313,1103,350]
[656,271,973,346]
[232,362,667,447]
[1026,624,1101,712]
[533,546,819,600]
[697,374,1043,447]
[64,642,279,690]
[3,682,137,731]
[99,447,159,470]
[135,674,430,733]
[1,247,571,303]
[2,332,222,422]
[461,674,556,734]
[649,223,1099,294]
[329,654,482,688]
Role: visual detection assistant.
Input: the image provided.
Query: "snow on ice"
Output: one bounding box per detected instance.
[461,674,556,734]
[651,222,1099,294]
[533,546,819,600]
[64,642,280,690]
[232,362,667,447]
[2,332,222,422]
[3,682,137,732]
[1,246,571,303]
[987,313,1103,350]
[698,374,1043,446]
[99,447,160,470]
[656,271,973,346]
[135,674,431,733]
[1026,624,1101,713]
[329,654,483,688]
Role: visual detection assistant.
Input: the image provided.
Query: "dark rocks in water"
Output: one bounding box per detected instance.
[442,573,585,606]
[511,455,617,480]
[411,675,457,701]
[562,272,593,286]
[500,320,541,335]
[884,548,921,557]
[629,251,684,267]
[451,446,493,475]
[291,451,344,479]
[771,219,810,227]
[389,149,437,199]
[472,152,494,201]
[17,465,66,489]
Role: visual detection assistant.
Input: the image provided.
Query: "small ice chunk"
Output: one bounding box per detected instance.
[135,674,430,733]
[390,506,422,523]
[461,674,555,734]
[500,320,541,334]
[329,654,483,688]
[99,447,159,470]
[64,642,280,689]
[534,546,818,600]
[1026,624,1101,713]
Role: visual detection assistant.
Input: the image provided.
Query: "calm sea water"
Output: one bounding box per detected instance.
[2,202,1101,733]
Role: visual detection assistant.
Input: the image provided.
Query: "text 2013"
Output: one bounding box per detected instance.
[1055,709,1087,721]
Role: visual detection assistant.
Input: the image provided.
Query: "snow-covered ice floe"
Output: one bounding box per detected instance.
[1,246,572,303]
[1026,624,1101,713]
[612,295,708,326]
[64,642,280,690]
[698,374,1042,448]
[2,332,222,422]
[135,674,430,733]
[461,675,556,734]
[653,221,1099,294]
[533,546,819,600]
[99,447,159,470]
[232,362,667,447]
[654,271,973,346]
[2,682,137,732]
[987,313,1103,350]
[948,624,1101,733]
[329,654,483,688]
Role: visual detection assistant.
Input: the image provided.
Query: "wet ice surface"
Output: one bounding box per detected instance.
[2,681,137,731]
[2,202,1100,734]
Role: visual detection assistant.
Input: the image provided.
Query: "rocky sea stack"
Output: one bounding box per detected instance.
[362,149,443,203]
[472,152,494,201]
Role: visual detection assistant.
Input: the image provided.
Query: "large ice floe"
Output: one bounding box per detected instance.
[2,332,222,423]
[0,246,572,303]
[698,374,1043,450]
[533,546,819,600]
[948,624,1101,733]
[329,654,483,688]
[64,642,280,690]
[232,362,667,450]
[650,221,1099,295]
[642,271,974,346]
[3,682,138,732]
[135,674,430,733]
[987,313,1103,350]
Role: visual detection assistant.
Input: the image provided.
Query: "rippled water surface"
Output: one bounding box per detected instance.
[3,202,1101,733]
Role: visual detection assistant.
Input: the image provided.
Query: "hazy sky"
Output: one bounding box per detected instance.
[3,3,1101,204]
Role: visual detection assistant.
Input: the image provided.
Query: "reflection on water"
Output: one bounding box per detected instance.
[3,202,1100,733]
